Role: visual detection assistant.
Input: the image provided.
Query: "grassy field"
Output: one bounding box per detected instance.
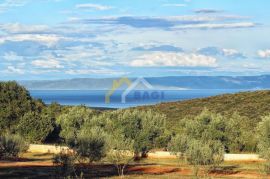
[0,152,269,178]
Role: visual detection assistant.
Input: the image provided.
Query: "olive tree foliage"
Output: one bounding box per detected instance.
[17,112,55,143]
[67,127,107,164]
[186,139,224,177]
[257,115,270,159]
[56,106,97,140]
[256,115,270,174]
[169,110,225,176]
[53,152,77,177]
[186,140,224,166]
[0,81,45,133]
[168,134,189,159]
[172,109,252,153]
[182,109,227,144]
[0,135,29,159]
[106,109,167,158]
[106,131,135,177]
[225,113,255,152]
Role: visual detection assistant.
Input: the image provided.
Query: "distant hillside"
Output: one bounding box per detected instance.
[19,75,270,90]
[139,90,270,129]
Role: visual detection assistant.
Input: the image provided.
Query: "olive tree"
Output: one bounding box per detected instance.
[67,127,107,164]
[107,132,134,177]
[110,109,166,159]
[17,112,55,143]
[257,115,270,174]
[186,140,224,177]
[56,106,97,140]
[169,110,225,177]
[0,81,45,133]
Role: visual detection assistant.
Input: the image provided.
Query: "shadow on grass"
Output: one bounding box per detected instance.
[0,157,50,163]
[209,165,240,175]
[0,163,180,178]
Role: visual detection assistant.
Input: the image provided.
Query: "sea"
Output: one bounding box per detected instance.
[29,89,252,109]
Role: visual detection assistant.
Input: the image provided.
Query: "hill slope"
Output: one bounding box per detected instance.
[140,90,270,128]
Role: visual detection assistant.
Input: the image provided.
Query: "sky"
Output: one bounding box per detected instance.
[0,0,270,80]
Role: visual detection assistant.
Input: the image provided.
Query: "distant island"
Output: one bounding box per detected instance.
[18,75,270,90]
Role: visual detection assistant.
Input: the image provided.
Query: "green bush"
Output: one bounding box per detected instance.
[0,81,44,133]
[169,110,225,177]
[108,109,167,159]
[257,115,270,160]
[17,112,55,143]
[56,106,97,140]
[186,140,224,166]
[107,131,134,176]
[53,152,76,177]
[0,135,28,159]
[67,127,107,163]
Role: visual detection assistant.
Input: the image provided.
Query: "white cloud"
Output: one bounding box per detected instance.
[0,34,63,46]
[221,48,244,58]
[5,66,24,74]
[194,9,222,14]
[32,59,63,69]
[66,68,127,75]
[0,23,49,33]
[2,52,24,61]
[197,47,245,59]
[258,49,270,58]
[173,22,256,29]
[162,4,187,7]
[76,4,113,11]
[30,69,60,74]
[130,52,217,67]
[0,0,28,13]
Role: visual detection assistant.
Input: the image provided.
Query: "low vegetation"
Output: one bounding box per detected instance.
[0,135,28,160]
[141,90,270,129]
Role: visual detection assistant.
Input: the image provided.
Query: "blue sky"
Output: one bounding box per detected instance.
[0,0,270,80]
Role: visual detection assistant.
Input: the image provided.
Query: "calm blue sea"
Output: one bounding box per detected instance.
[29,89,250,108]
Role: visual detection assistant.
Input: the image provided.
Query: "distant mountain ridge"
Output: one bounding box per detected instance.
[18,75,270,90]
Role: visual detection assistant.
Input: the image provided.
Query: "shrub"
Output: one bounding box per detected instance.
[107,132,134,176]
[0,135,28,159]
[168,134,189,159]
[0,81,44,133]
[225,113,255,152]
[53,152,76,177]
[110,109,167,159]
[169,110,225,177]
[186,140,224,177]
[67,127,107,164]
[257,115,270,160]
[56,106,97,140]
[256,115,270,174]
[186,140,224,166]
[17,112,55,143]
